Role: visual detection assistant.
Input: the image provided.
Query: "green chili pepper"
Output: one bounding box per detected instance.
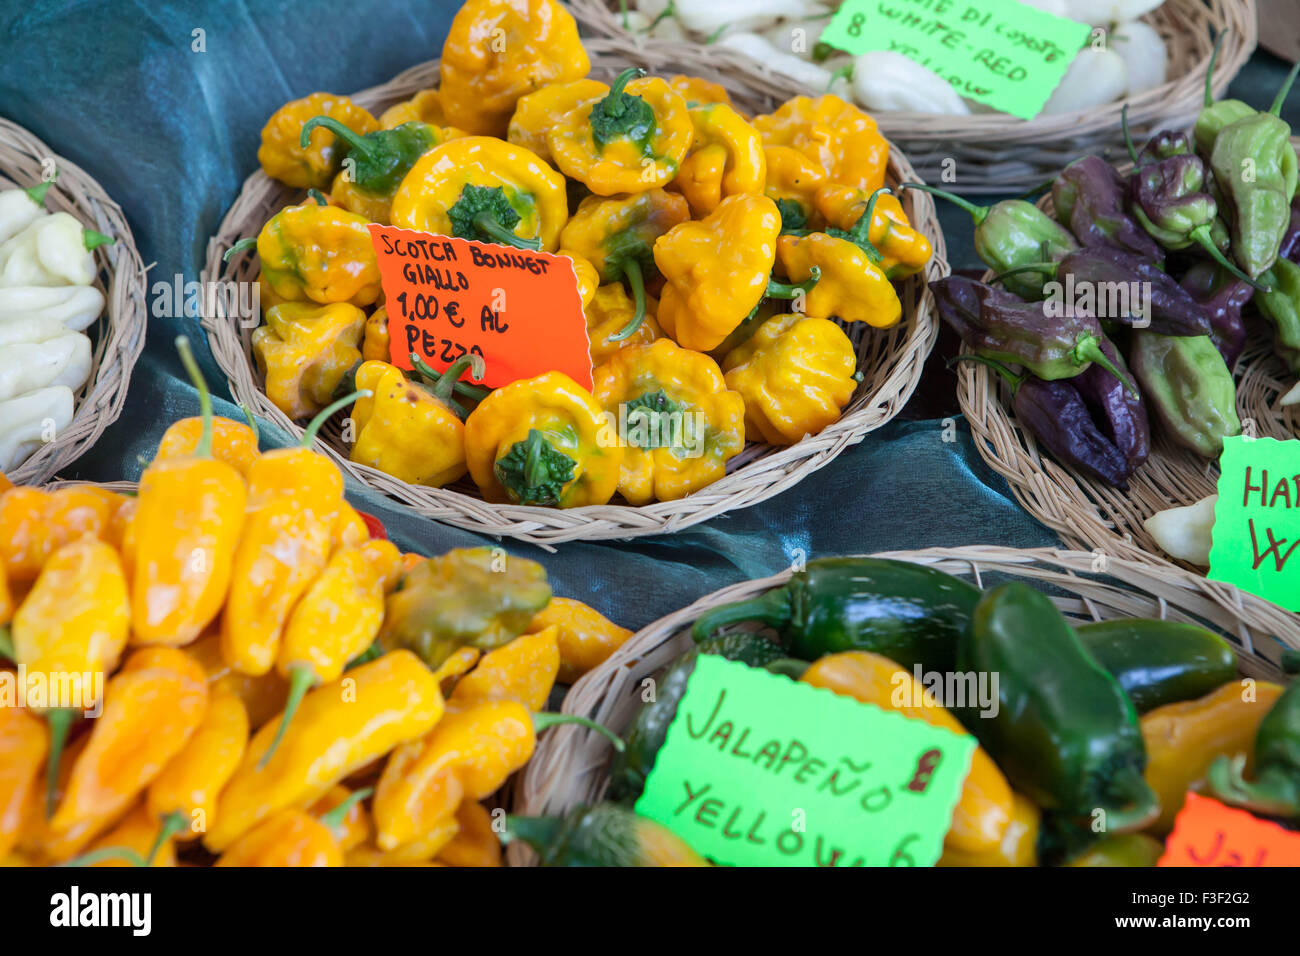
[299,117,437,196]
[1208,678,1300,817]
[1193,34,1259,157]
[1255,257,1300,374]
[504,803,705,866]
[1128,331,1241,458]
[1076,619,1238,713]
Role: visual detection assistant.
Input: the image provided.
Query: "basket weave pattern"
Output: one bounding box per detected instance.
[1,117,147,485]
[201,40,945,545]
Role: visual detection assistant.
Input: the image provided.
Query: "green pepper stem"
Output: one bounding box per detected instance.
[56,846,149,868]
[174,336,214,459]
[608,258,647,342]
[223,236,257,261]
[319,787,374,834]
[1204,32,1224,107]
[45,708,76,818]
[1102,769,1160,832]
[1270,60,1300,117]
[1072,333,1139,398]
[764,658,809,680]
[899,182,988,226]
[454,380,491,402]
[421,351,486,405]
[299,115,376,163]
[307,189,328,206]
[765,266,821,301]
[146,811,190,865]
[949,353,1025,393]
[1188,225,1271,292]
[1120,104,1138,164]
[691,588,793,642]
[531,712,625,753]
[472,211,542,251]
[26,173,56,206]
[301,389,370,446]
[83,229,114,252]
[259,664,317,769]
[618,0,629,29]
[989,261,1057,285]
[239,402,260,447]
[826,64,853,93]
[1207,754,1300,816]
[501,814,562,851]
[0,626,13,662]
[607,67,644,102]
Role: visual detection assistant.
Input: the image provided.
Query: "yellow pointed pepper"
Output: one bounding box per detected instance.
[155,416,259,477]
[448,627,561,712]
[146,690,249,841]
[525,596,632,683]
[0,707,45,860]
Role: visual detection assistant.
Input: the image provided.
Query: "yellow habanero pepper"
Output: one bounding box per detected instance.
[390,137,568,252]
[252,301,365,420]
[464,371,623,508]
[559,189,690,341]
[675,103,767,218]
[310,785,372,852]
[362,306,392,362]
[525,597,632,683]
[187,631,290,731]
[0,707,45,860]
[214,804,347,867]
[815,184,932,280]
[449,627,561,712]
[155,416,259,477]
[439,0,590,137]
[82,803,178,867]
[258,92,378,190]
[350,354,483,488]
[669,75,733,109]
[548,69,693,197]
[801,651,1014,853]
[146,690,249,841]
[763,145,829,229]
[752,94,889,196]
[593,339,746,505]
[131,339,246,648]
[1141,679,1285,834]
[203,650,444,853]
[585,283,661,364]
[560,249,599,309]
[653,193,782,352]
[722,313,859,445]
[435,799,502,867]
[509,79,609,164]
[0,484,123,583]
[776,232,903,328]
[938,793,1040,867]
[380,89,445,130]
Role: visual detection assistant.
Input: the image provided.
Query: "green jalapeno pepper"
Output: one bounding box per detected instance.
[1076,619,1238,714]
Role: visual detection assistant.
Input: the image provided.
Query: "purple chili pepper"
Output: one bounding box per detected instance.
[1052,156,1163,261]
[1071,336,1150,475]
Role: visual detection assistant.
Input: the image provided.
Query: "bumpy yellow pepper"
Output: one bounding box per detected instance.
[763,146,828,230]
[449,627,560,712]
[676,103,766,218]
[439,0,590,137]
[323,121,467,225]
[390,137,567,252]
[548,69,694,197]
[753,94,889,195]
[525,597,632,683]
[508,79,609,164]
[669,75,733,109]
[592,339,746,505]
[723,313,859,445]
[585,283,660,365]
[464,371,623,508]
[252,301,365,420]
[362,306,391,362]
[559,249,599,309]
[815,184,932,280]
[244,200,382,308]
[776,232,903,327]
[653,193,781,351]
[258,93,378,190]
[380,90,445,130]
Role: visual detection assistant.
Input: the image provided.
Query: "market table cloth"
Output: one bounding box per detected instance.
[2,0,1289,629]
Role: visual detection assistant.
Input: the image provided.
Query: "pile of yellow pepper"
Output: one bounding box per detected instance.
[0,341,634,867]
[240,0,933,509]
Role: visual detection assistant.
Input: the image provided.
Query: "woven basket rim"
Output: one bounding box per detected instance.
[510,542,1299,864]
[200,38,946,546]
[571,0,1257,191]
[1,116,148,485]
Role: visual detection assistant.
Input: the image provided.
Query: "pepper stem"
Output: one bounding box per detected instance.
[45,708,76,818]
[223,236,257,261]
[307,189,328,206]
[1207,754,1300,816]
[175,336,214,459]
[1204,32,1223,107]
[606,67,644,103]
[146,811,190,865]
[299,115,376,163]
[239,402,260,447]
[472,211,542,250]
[1102,769,1160,832]
[319,787,374,834]
[608,258,647,342]
[691,588,793,642]
[989,261,1058,285]
[949,353,1026,393]
[259,664,316,769]
[418,351,486,405]
[501,814,562,851]
[764,658,809,680]
[83,229,114,252]
[26,172,56,206]
[899,182,989,226]
[531,712,625,753]
[1269,60,1300,117]
[1120,104,1138,164]
[765,266,821,301]
[1189,225,1271,292]
[0,626,13,662]
[854,187,889,262]
[1072,333,1139,398]
[56,846,149,868]
[301,390,370,446]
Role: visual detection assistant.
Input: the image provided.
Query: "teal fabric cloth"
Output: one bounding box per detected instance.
[3,1,1287,629]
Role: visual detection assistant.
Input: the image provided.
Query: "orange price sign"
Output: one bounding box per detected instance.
[368,225,593,390]
[1158,792,1300,867]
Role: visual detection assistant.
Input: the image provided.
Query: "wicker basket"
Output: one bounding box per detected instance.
[571,0,1256,193]
[962,143,1300,569]
[201,39,945,546]
[1,117,148,485]
[511,544,1300,864]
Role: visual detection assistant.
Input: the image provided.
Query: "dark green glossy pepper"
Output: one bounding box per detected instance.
[1076,619,1238,713]
[505,803,707,866]
[902,184,1076,299]
[607,631,785,803]
[299,116,437,196]
[690,556,982,674]
[956,583,1158,831]
[1128,330,1241,458]
[1256,257,1300,374]
[1208,677,1300,817]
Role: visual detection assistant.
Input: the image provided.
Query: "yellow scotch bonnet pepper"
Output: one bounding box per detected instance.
[508,79,609,164]
[252,301,365,420]
[258,92,378,190]
[815,184,932,280]
[675,102,766,218]
[776,232,902,328]
[763,145,828,231]
[753,94,889,196]
[584,283,660,365]
[380,90,445,130]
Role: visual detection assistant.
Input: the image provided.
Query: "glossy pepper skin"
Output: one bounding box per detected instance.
[1128,330,1241,458]
[155,417,259,477]
[584,283,661,364]
[1254,203,1300,371]
[448,627,560,712]
[1208,678,1300,819]
[203,650,444,852]
[253,301,364,420]
[380,89,444,130]
[654,193,782,352]
[1065,833,1165,867]
[1071,337,1150,476]
[956,584,1158,831]
[938,793,1039,867]
[0,484,122,583]
[436,799,502,867]
[670,75,732,109]
[361,306,391,362]
[675,102,766,217]
[722,313,858,445]
[525,597,631,684]
[390,137,567,252]
[814,185,932,280]
[215,808,343,867]
[692,557,982,674]
[251,201,382,308]
[763,145,828,228]
[753,94,888,196]
[1051,155,1162,261]
[509,802,708,867]
[258,92,378,190]
[464,371,624,507]
[776,232,902,328]
[1075,619,1238,714]
[547,69,694,197]
[508,79,608,164]
[146,690,248,840]
[592,339,746,505]
[802,651,1014,853]
[186,631,289,731]
[1179,262,1254,368]
[1143,680,1284,832]
[0,707,45,859]
[378,548,551,669]
[439,0,590,137]
[82,803,178,868]
[1010,375,1136,490]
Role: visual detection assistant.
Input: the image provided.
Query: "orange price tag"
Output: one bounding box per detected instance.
[1158,792,1300,866]
[368,225,593,390]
